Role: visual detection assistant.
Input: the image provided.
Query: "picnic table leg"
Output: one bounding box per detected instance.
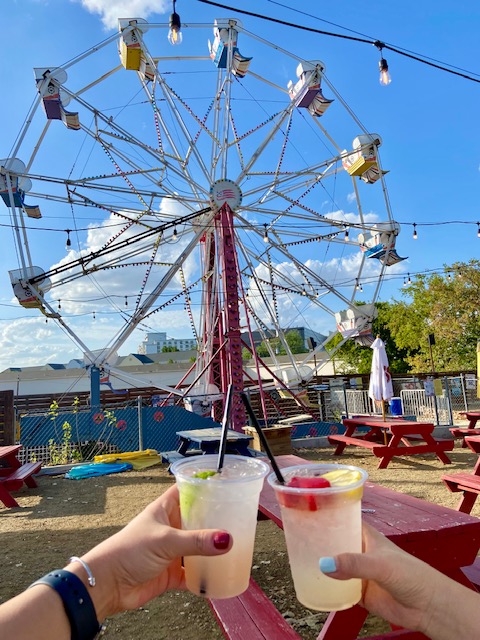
[332,441,348,456]
[0,484,20,508]
[376,434,402,469]
[24,475,39,488]
[457,491,478,514]
[316,604,368,639]
[422,434,452,465]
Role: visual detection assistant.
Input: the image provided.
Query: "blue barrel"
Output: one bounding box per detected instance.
[389,397,402,416]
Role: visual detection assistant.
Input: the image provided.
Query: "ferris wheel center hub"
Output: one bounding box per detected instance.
[209,179,242,211]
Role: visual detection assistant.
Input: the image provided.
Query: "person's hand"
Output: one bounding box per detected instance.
[65,485,232,621]
[320,522,441,632]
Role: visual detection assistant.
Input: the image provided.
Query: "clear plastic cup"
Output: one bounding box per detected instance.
[268,463,368,611]
[171,454,269,598]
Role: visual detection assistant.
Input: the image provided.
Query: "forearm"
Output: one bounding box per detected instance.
[422,576,480,640]
[0,585,71,640]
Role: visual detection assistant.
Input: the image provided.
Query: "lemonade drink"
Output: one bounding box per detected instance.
[171,454,269,599]
[269,463,367,611]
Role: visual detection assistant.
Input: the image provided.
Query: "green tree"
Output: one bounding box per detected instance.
[162,345,179,352]
[256,329,308,357]
[387,260,480,372]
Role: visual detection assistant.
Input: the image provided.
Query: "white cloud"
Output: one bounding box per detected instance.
[76,0,169,29]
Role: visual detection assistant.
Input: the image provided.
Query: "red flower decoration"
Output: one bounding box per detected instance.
[116,419,127,432]
[154,411,164,423]
[93,413,104,424]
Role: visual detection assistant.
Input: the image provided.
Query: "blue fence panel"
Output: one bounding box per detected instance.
[20,405,220,453]
[290,421,345,439]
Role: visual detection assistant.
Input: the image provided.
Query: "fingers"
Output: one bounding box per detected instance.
[159,526,233,562]
[320,551,382,581]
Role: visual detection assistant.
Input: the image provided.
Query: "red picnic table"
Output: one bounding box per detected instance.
[0,445,42,508]
[450,411,480,447]
[443,435,480,513]
[209,454,480,640]
[327,416,453,469]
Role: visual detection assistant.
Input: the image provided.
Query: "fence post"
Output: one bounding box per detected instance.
[444,377,454,425]
[137,396,143,451]
[460,373,468,412]
[342,383,349,418]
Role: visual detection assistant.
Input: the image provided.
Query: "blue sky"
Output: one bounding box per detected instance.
[0,0,479,371]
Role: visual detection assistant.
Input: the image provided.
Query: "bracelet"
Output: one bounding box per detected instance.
[30,570,102,640]
[69,556,96,587]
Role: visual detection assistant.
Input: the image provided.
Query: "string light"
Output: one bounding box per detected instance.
[125,296,128,307]
[93,311,96,320]
[301,286,307,296]
[65,229,72,248]
[355,279,363,292]
[447,272,452,281]
[403,278,407,288]
[412,223,418,240]
[263,223,269,243]
[477,222,480,238]
[58,300,61,309]
[344,227,350,241]
[172,226,178,241]
[375,41,391,86]
[168,0,182,46]
[407,273,412,284]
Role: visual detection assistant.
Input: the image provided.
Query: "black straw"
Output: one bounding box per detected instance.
[240,392,285,484]
[217,384,234,472]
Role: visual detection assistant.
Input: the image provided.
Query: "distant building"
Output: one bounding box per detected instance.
[241,327,327,350]
[138,332,197,354]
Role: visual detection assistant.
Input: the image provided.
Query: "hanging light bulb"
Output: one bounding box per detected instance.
[301,286,307,296]
[172,226,178,240]
[125,296,128,307]
[263,223,269,243]
[407,273,412,284]
[378,57,391,85]
[374,41,391,86]
[93,311,96,321]
[65,229,72,248]
[412,223,418,240]
[477,222,480,238]
[447,272,452,281]
[355,279,362,291]
[58,300,61,310]
[403,278,407,288]
[344,227,350,242]
[168,0,182,46]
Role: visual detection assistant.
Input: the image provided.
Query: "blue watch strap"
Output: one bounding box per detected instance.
[30,569,102,640]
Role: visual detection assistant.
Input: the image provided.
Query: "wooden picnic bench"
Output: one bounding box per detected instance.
[442,435,480,513]
[0,445,42,508]
[328,417,453,469]
[209,454,480,640]
[450,411,480,447]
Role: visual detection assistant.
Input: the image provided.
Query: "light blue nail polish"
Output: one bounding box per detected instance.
[319,557,337,574]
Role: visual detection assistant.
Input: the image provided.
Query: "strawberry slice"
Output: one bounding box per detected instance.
[287,476,331,489]
[278,476,331,511]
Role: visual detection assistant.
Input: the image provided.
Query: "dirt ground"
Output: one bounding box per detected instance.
[1,444,478,639]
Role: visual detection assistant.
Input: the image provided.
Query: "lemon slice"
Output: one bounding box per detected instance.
[321,469,362,486]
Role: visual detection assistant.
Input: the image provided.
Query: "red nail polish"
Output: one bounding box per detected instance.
[213,532,231,549]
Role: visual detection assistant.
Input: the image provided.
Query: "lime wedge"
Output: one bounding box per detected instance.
[180,470,217,521]
[193,470,218,479]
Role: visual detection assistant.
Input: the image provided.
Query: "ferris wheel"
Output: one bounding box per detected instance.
[1,17,405,429]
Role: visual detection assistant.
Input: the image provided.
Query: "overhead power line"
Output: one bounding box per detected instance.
[197,0,480,84]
